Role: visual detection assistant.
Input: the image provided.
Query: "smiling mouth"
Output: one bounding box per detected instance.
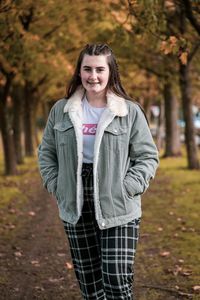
[87,81,100,84]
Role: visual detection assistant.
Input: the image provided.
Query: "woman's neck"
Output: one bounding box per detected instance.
[86,91,107,108]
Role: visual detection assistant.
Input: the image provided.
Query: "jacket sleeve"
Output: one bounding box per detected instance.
[123,104,159,197]
[38,105,58,196]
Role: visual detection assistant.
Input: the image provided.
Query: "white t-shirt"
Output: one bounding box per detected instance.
[82,96,106,163]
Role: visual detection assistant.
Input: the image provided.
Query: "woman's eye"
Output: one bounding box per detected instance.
[97,69,104,73]
[83,68,104,73]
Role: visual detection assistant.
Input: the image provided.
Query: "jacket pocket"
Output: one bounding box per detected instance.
[104,126,128,135]
[103,126,129,152]
[53,121,74,145]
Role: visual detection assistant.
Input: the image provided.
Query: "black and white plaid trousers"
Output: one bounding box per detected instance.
[63,163,140,300]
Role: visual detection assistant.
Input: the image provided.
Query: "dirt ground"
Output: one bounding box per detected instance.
[0,173,194,300]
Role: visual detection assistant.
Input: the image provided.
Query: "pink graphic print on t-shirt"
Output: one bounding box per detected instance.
[83,124,97,135]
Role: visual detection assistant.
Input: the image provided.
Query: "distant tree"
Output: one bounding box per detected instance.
[126,0,200,168]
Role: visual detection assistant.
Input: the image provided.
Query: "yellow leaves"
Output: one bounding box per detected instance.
[169,35,178,46]
[179,52,188,65]
[160,35,178,55]
[23,32,41,47]
[31,34,40,42]
[160,35,188,65]
[110,10,132,31]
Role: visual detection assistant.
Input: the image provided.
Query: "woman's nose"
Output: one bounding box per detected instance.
[89,70,97,80]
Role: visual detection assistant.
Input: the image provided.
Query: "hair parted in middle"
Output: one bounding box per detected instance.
[66,43,132,101]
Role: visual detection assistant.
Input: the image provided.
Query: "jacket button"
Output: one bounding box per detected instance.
[102,222,105,227]
[114,129,117,133]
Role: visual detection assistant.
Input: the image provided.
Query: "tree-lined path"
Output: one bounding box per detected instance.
[0,156,199,300]
[0,160,81,300]
[1,1,200,299]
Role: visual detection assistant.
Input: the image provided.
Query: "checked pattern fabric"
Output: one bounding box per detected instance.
[63,163,140,300]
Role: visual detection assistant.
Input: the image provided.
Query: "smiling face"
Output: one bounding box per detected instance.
[80,54,110,98]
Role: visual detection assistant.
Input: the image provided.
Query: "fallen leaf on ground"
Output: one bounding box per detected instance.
[160,251,170,257]
[65,262,73,269]
[6,224,16,229]
[175,285,180,290]
[48,277,64,283]
[14,251,22,257]
[28,211,36,216]
[173,265,182,276]
[31,260,40,266]
[35,286,45,291]
[157,227,163,231]
[57,253,65,257]
[181,269,192,276]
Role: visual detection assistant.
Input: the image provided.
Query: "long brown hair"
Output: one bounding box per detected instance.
[65,43,149,124]
[66,43,132,101]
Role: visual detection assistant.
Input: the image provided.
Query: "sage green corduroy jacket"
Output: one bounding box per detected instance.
[38,87,159,229]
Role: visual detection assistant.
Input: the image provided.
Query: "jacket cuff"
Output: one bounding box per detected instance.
[47,177,57,196]
[123,176,137,197]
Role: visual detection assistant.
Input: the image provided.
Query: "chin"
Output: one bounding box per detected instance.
[87,88,101,93]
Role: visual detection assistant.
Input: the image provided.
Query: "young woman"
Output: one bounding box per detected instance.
[38,44,159,299]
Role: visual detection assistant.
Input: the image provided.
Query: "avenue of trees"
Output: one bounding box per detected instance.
[0,0,200,175]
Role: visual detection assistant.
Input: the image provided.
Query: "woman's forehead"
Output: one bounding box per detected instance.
[81,54,108,68]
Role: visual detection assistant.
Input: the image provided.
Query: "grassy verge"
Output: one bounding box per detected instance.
[137,153,200,299]
[0,156,39,238]
[0,150,200,299]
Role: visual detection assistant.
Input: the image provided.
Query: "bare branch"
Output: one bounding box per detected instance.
[43,16,68,39]
[31,75,48,93]
[182,0,200,35]
[127,0,166,41]
[188,40,200,62]
[19,6,34,31]
[0,0,15,14]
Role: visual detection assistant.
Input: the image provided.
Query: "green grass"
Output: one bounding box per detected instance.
[137,153,200,299]
[0,155,39,237]
[0,148,200,298]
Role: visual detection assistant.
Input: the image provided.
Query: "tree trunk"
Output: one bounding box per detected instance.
[42,101,50,123]
[33,98,40,148]
[156,101,165,151]
[179,63,199,169]
[12,86,24,164]
[163,82,181,157]
[23,82,35,156]
[143,99,152,121]
[0,75,17,175]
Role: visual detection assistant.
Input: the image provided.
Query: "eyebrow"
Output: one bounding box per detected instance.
[83,66,106,69]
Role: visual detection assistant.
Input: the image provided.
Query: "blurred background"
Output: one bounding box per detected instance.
[0,1,200,299]
[1,0,200,173]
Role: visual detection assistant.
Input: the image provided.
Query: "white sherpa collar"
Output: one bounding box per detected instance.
[63,86,128,117]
